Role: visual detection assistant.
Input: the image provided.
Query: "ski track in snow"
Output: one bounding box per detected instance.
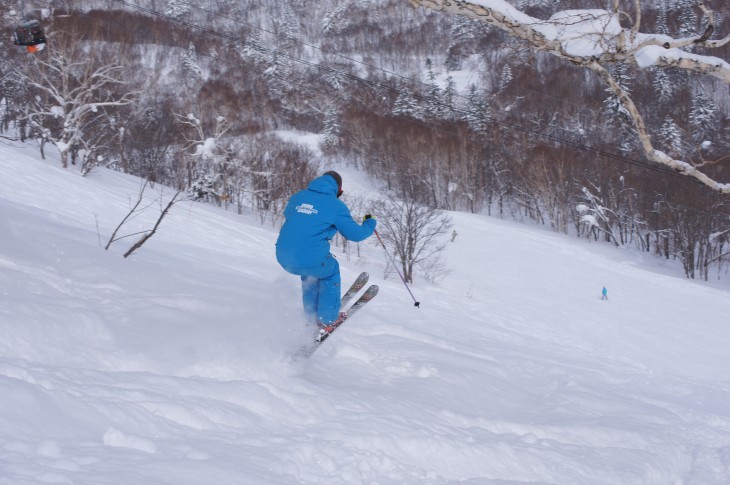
[1,144,730,484]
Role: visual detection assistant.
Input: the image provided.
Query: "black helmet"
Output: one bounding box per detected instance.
[324,171,343,198]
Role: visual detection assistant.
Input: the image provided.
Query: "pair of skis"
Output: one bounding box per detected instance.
[301,272,378,358]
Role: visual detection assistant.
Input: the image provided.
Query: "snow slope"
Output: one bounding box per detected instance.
[1,139,729,484]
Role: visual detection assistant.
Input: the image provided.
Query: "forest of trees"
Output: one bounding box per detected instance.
[1,0,728,281]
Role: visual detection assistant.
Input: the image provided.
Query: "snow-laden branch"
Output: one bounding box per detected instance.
[409,0,729,76]
[18,46,141,170]
[174,112,231,158]
[408,0,730,194]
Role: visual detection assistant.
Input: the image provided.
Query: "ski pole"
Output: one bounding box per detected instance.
[374,230,421,308]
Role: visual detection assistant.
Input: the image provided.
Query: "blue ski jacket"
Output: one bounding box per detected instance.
[276,175,376,270]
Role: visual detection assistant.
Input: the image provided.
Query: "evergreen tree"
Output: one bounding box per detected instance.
[676,0,698,38]
[423,59,443,120]
[393,84,420,118]
[715,11,724,33]
[618,131,634,153]
[464,84,490,136]
[241,30,266,66]
[441,75,457,121]
[602,63,636,153]
[721,117,730,152]
[165,0,190,19]
[279,4,300,50]
[322,5,349,36]
[189,173,220,201]
[655,0,669,36]
[450,14,477,42]
[323,67,345,91]
[652,69,674,102]
[264,51,292,97]
[444,14,477,71]
[321,107,340,152]
[516,0,554,7]
[603,63,631,124]
[182,42,203,80]
[689,92,717,141]
[444,45,461,71]
[498,65,513,92]
[658,117,683,157]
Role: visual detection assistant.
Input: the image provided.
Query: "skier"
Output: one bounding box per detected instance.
[602,286,608,300]
[276,171,376,333]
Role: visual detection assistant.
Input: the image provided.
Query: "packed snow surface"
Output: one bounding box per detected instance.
[1,139,729,484]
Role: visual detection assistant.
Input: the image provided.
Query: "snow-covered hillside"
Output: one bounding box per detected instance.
[1,140,729,484]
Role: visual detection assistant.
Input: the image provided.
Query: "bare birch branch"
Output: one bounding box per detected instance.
[408,0,730,194]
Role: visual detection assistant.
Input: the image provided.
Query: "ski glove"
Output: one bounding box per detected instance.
[363,214,373,221]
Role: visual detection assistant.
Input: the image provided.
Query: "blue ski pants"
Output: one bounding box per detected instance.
[282,254,341,324]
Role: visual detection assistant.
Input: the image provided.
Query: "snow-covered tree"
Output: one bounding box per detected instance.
[393,84,420,118]
[278,4,300,50]
[322,5,349,36]
[240,30,266,66]
[652,69,674,102]
[445,14,479,70]
[676,0,698,38]
[181,42,203,81]
[176,112,231,196]
[423,59,443,120]
[658,117,683,157]
[15,34,138,170]
[264,51,292,97]
[689,91,717,141]
[498,64,513,92]
[410,0,730,193]
[655,0,669,36]
[444,46,461,71]
[323,66,346,91]
[450,13,478,42]
[577,186,620,246]
[189,173,220,202]
[602,63,635,152]
[603,63,631,123]
[464,83,490,136]
[320,107,340,152]
[165,0,190,19]
[441,75,457,121]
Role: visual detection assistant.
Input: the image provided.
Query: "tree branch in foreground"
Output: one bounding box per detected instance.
[105,180,185,258]
[408,0,730,194]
